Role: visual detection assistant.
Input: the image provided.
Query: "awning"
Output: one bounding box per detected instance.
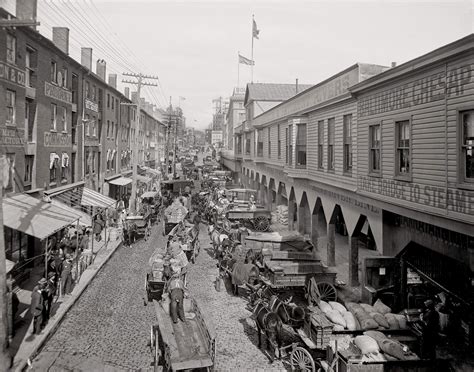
[108,177,132,186]
[82,187,116,208]
[137,175,152,184]
[6,259,15,274]
[145,168,161,177]
[50,199,92,226]
[3,194,80,240]
[141,191,159,198]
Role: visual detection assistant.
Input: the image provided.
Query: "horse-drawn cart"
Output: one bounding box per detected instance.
[150,297,216,371]
[226,208,272,232]
[124,214,152,244]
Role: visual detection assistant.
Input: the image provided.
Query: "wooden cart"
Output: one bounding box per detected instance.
[150,298,216,371]
[124,215,152,243]
[226,207,271,232]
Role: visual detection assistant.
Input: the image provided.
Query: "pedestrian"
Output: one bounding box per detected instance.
[30,278,46,334]
[93,213,105,242]
[420,299,440,359]
[167,272,186,324]
[60,255,74,297]
[43,272,57,323]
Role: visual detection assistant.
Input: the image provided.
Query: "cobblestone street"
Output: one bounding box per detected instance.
[32,222,290,371]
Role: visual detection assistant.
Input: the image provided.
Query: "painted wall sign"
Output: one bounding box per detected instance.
[0,126,25,146]
[44,82,73,104]
[85,99,98,112]
[311,184,381,215]
[358,65,473,117]
[44,132,72,147]
[358,176,474,215]
[0,61,26,88]
[84,137,100,147]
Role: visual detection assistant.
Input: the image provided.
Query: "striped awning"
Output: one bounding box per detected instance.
[82,187,116,208]
[3,194,80,240]
[51,199,92,226]
[108,177,132,186]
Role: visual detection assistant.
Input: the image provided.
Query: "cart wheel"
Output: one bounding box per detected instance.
[254,216,270,232]
[290,346,315,372]
[154,327,160,371]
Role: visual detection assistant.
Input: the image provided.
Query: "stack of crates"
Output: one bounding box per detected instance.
[304,307,333,349]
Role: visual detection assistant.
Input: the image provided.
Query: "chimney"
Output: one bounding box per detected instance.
[108,73,117,89]
[81,47,93,71]
[96,59,106,81]
[295,78,299,94]
[52,27,70,55]
[391,62,397,68]
[16,0,37,29]
[124,87,130,99]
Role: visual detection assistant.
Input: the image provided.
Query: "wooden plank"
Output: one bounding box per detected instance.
[153,301,180,360]
[269,250,319,261]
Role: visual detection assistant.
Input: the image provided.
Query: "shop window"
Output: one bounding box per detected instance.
[6,89,16,125]
[268,127,271,157]
[296,123,307,168]
[460,109,474,183]
[50,103,57,131]
[318,120,324,169]
[288,124,293,165]
[4,154,15,192]
[343,114,353,173]
[327,118,335,171]
[50,153,59,183]
[396,119,411,178]
[51,61,57,83]
[277,124,281,159]
[257,129,263,157]
[24,155,33,185]
[6,34,16,64]
[61,152,69,181]
[370,124,381,174]
[4,227,28,263]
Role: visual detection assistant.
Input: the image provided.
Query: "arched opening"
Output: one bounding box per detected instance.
[268,178,277,211]
[298,192,311,236]
[275,182,289,227]
[312,198,327,238]
[288,188,298,231]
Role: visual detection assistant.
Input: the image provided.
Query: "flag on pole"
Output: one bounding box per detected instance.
[252,18,260,39]
[239,54,255,66]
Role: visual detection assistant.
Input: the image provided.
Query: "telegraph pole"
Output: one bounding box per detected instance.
[164,97,172,180]
[122,72,158,213]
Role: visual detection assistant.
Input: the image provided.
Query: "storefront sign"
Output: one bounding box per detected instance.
[0,61,26,88]
[44,82,72,104]
[44,132,72,147]
[358,177,474,215]
[311,184,380,215]
[359,64,473,117]
[84,137,100,147]
[85,99,98,112]
[0,126,25,146]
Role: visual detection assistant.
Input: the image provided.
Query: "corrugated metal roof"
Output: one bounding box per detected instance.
[3,194,80,240]
[82,187,116,208]
[245,83,313,104]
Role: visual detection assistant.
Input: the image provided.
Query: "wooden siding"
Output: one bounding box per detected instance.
[356,54,474,220]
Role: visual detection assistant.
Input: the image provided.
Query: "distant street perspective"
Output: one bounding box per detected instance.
[0,1,473,372]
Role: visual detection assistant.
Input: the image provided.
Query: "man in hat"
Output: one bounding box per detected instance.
[43,272,57,324]
[420,299,440,359]
[31,278,46,334]
[167,272,186,324]
[60,254,74,297]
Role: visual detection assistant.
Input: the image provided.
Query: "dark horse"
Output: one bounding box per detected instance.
[269,295,305,327]
[253,300,283,360]
[221,258,259,296]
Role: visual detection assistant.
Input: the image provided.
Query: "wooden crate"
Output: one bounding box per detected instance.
[266,260,325,275]
[268,272,306,287]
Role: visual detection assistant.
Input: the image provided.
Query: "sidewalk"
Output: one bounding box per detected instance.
[10,226,123,372]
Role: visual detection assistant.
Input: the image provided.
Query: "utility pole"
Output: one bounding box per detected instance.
[164,97,172,180]
[122,72,158,213]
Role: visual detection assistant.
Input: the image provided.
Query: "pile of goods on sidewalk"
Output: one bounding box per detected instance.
[275,205,289,225]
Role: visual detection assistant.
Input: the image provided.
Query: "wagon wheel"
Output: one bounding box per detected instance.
[253,216,270,232]
[153,327,160,372]
[316,281,337,302]
[290,346,315,372]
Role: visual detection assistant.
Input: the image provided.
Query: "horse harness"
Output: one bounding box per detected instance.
[269,296,300,325]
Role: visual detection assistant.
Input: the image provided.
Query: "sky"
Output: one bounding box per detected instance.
[34,0,473,130]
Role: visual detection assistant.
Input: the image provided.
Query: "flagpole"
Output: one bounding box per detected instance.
[237,51,240,88]
[251,15,254,83]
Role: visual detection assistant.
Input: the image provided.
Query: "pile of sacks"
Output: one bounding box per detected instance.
[353,331,419,362]
[275,205,289,225]
[148,242,189,281]
[317,299,408,332]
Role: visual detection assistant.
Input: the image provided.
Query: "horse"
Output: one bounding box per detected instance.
[268,295,305,327]
[229,262,259,296]
[253,300,283,360]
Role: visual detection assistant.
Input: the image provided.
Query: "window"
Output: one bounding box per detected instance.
[92,85,96,102]
[296,123,307,168]
[61,153,69,180]
[369,124,381,173]
[62,67,68,88]
[85,81,90,99]
[72,73,78,103]
[111,97,114,110]
[245,135,251,155]
[239,112,245,123]
[277,124,281,159]
[107,120,110,138]
[268,128,271,157]
[92,151,96,173]
[327,118,335,171]
[24,156,33,184]
[6,89,15,125]
[107,94,110,108]
[5,154,15,191]
[50,104,57,131]
[25,47,36,87]
[288,124,293,165]
[4,227,28,263]
[396,120,410,177]
[318,120,324,169]
[111,121,114,137]
[257,129,263,157]
[49,153,58,183]
[460,110,474,182]
[25,101,32,141]
[6,34,16,64]
[85,149,90,174]
[51,61,57,83]
[92,116,96,137]
[85,114,90,135]
[343,114,353,173]
[285,128,289,163]
[61,107,67,132]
